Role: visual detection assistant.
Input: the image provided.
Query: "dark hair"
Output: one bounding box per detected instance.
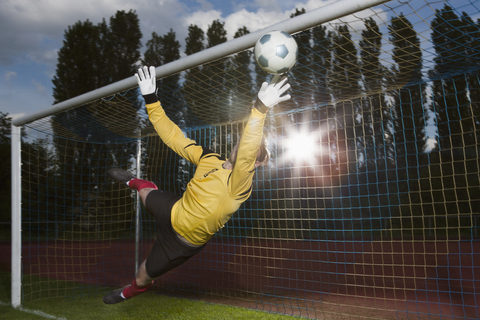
[256,135,270,166]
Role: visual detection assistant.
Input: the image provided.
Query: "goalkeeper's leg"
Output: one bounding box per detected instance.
[104,169,159,304]
[103,169,203,305]
[107,168,157,205]
[103,260,153,304]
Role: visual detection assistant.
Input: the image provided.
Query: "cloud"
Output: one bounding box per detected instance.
[223,8,290,38]
[253,0,335,14]
[426,138,438,152]
[32,79,47,95]
[5,71,17,82]
[301,0,337,11]
[183,9,223,32]
[182,1,304,40]
[253,0,284,13]
[180,5,291,42]
[0,0,378,68]
[0,0,187,66]
[181,0,384,41]
[196,0,214,11]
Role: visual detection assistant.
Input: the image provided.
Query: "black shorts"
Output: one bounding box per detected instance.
[144,190,205,279]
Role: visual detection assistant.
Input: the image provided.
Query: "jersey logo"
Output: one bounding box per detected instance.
[203,168,218,178]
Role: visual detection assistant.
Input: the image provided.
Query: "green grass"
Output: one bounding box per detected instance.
[0,271,299,320]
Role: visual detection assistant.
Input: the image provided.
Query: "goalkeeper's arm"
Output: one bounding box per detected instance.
[135,66,204,165]
[229,77,291,197]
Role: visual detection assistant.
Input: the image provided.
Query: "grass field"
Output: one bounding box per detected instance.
[0,271,299,320]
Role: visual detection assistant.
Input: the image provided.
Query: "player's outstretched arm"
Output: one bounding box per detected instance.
[136,66,204,165]
[229,77,291,197]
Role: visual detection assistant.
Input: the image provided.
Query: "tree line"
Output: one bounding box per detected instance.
[2,4,479,239]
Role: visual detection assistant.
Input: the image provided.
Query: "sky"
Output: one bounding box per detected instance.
[2,0,477,126]
[0,0,340,121]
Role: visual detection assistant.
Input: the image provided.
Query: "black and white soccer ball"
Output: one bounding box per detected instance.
[254,30,298,75]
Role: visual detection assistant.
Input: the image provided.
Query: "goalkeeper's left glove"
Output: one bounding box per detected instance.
[135,66,156,96]
[255,76,291,113]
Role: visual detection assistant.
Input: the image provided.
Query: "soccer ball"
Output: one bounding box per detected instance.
[254,30,298,75]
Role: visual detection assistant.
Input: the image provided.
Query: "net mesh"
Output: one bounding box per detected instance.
[16,0,480,318]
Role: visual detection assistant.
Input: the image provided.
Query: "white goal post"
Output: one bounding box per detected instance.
[11,124,22,308]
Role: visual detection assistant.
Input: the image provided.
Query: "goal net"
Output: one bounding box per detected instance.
[12,0,480,318]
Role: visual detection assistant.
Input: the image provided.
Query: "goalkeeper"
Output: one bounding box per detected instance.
[103,66,290,304]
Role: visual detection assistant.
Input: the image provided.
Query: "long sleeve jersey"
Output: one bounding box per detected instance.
[144,94,266,245]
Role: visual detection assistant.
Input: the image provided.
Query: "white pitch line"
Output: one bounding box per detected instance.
[0,300,67,319]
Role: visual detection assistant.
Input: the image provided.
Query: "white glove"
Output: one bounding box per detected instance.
[257,76,291,109]
[135,66,156,95]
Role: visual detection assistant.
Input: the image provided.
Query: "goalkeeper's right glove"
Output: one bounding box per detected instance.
[255,76,291,113]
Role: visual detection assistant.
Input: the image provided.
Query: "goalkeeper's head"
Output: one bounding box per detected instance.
[227,135,270,169]
[256,135,270,167]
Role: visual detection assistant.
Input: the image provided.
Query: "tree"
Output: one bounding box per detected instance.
[360,18,385,96]
[427,6,480,236]
[289,8,313,110]
[359,17,392,168]
[388,14,428,236]
[330,25,362,103]
[50,11,143,230]
[142,32,163,67]
[143,29,182,125]
[108,10,142,82]
[182,24,206,127]
[205,19,229,123]
[185,24,205,55]
[143,29,180,67]
[53,10,142,103]
[0,112,12,235]
[230,26,255,120]
[52,9,143,140]
[388,13,428,159]
[21,137,62,232]
[459,12,480,147]
[52,19,102,103]
[358,17,395,230]
[206,19,228,48]
[311,24,332,107]
[329,24,362,175]
[0,112,11,146]
[2,112,60,237]
[430,5,475,151]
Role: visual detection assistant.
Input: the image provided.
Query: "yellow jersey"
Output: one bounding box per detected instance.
[145,94,266,245]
